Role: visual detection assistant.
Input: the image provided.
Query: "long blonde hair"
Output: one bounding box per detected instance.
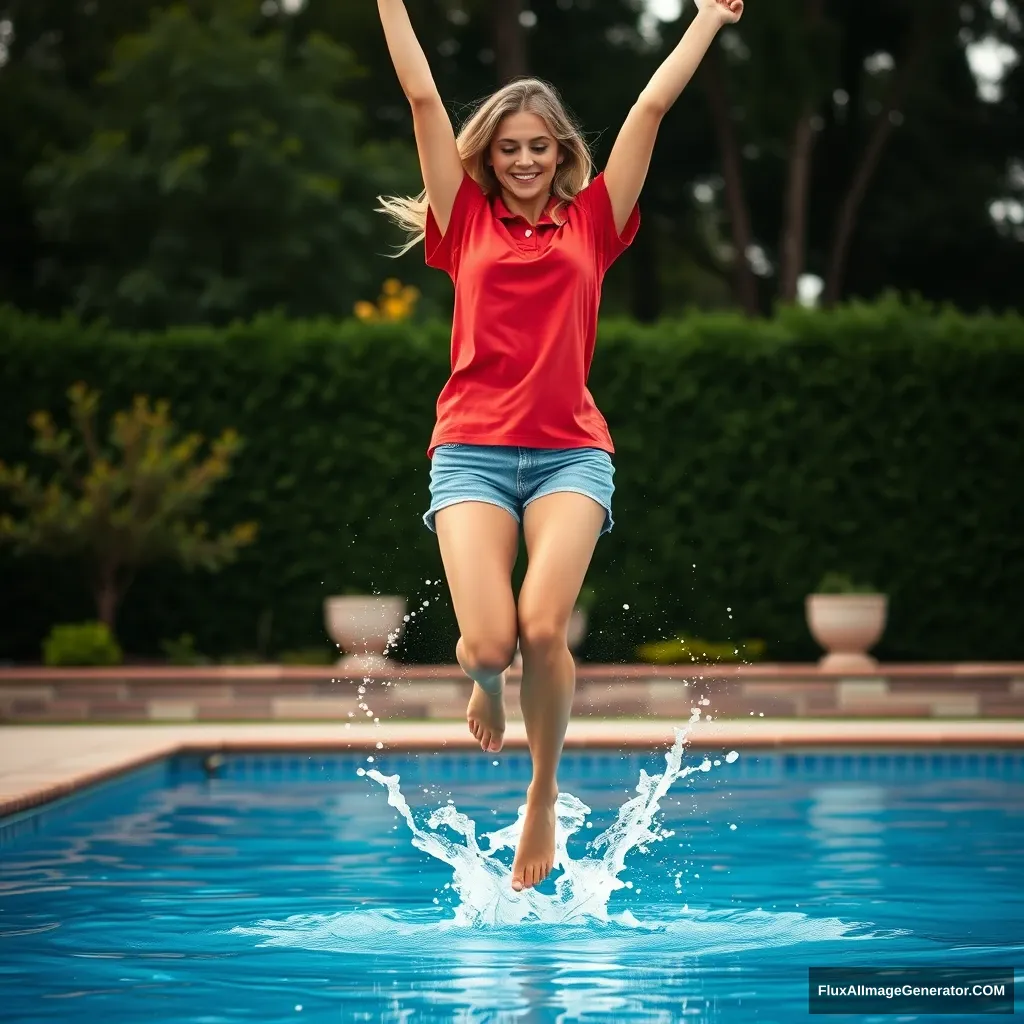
[377,78,593,255]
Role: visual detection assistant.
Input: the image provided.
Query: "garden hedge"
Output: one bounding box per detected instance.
[1,299,1022,663]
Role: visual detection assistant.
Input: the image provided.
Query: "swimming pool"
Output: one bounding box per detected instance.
[2,745,1021,1022]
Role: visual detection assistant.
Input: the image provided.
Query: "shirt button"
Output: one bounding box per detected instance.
[525,229,533,238]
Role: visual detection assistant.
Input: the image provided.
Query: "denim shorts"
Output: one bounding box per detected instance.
[423,444,615,536]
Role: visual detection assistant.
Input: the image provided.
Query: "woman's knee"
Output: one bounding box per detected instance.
[458,634,518,677]
[517,607,568,655]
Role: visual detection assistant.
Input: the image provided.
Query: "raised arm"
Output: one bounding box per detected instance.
[377,0,465,234]
[603,0,744,234]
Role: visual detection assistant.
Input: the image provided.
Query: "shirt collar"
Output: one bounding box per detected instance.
[492,192,560,227]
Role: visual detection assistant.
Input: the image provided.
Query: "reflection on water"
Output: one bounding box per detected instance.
[808,784,886,890]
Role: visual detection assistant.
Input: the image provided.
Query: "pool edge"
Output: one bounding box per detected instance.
[2,718,1023,818]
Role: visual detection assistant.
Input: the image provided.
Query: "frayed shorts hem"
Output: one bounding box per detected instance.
[422,444,616,537]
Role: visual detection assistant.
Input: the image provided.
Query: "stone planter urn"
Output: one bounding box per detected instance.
[805,593,888,672]
[324,595,406,673]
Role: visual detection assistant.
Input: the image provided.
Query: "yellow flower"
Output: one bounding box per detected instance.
[356,280,421,322]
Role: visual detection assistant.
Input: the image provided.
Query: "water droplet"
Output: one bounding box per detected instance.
[403,614,411,622]
[295,1005,303,1013]
[729,823,737,830]
[492,760,499,766]
[759,712,764,717]
[366,756,374,763]
[423,599,430,606]
[622,603,630,610]
[624,880,634,889]
[356,767,365,776]
[366,710,373,717]
[725,750,739,763]
[376,742,383,749]
[713,759,721,766]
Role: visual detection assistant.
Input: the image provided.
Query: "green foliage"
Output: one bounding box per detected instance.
[815,572,878,595]
[43,621,123,666]
[636,635,766,664]
[0,299,1022,663]
[28,4,418,328]
[278,647,335,666]
[160,632,211,666]
[0,379,257,630]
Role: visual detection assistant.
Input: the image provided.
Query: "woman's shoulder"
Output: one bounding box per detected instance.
[567,173,612,214]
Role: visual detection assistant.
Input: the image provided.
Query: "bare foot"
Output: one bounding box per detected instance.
[466,676,506,753]
[511,786,557,891]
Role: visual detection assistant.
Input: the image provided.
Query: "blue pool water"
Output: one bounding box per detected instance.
[1,746,1021,1022]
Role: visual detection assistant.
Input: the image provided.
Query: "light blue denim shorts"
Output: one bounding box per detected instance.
[423,444,615,536]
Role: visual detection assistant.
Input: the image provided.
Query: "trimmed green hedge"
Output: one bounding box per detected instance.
[1,300,1022,663]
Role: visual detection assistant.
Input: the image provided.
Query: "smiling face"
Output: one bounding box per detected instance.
[488,111,562,204]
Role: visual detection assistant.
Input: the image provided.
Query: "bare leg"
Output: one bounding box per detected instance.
[434,501,519,753]
[511,492,605,891]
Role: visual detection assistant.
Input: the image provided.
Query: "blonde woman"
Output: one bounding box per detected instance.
[376,0,745,893]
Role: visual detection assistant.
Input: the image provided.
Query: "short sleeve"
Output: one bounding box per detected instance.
[424,172,486,276]
[573,171,641,272]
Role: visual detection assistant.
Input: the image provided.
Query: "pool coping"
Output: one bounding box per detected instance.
[2,718,1023,819]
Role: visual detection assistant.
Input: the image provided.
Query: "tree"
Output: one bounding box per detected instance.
[492,0,529,84]
[0,383,256,632]
[697,0,1023,310]
[28,4,418,327]
[0,0,159,314]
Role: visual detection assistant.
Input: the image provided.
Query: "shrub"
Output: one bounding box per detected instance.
[42,622,123,666]
[1,300,1022,662]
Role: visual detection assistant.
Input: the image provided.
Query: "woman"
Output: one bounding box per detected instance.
[375,0,744,893]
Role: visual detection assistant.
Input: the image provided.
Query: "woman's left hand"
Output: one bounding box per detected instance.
[695,0,745,25]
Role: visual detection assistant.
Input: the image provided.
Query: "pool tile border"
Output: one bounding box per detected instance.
[2,718,1023,818]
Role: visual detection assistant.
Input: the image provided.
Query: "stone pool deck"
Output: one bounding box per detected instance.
[2,717,1023,818]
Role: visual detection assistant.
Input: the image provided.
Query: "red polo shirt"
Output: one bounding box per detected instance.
[424,172,639,457]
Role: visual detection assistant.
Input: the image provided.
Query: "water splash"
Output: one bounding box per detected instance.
[232,905,889,956]
[234,731,906,955]
[362,727,725,927]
